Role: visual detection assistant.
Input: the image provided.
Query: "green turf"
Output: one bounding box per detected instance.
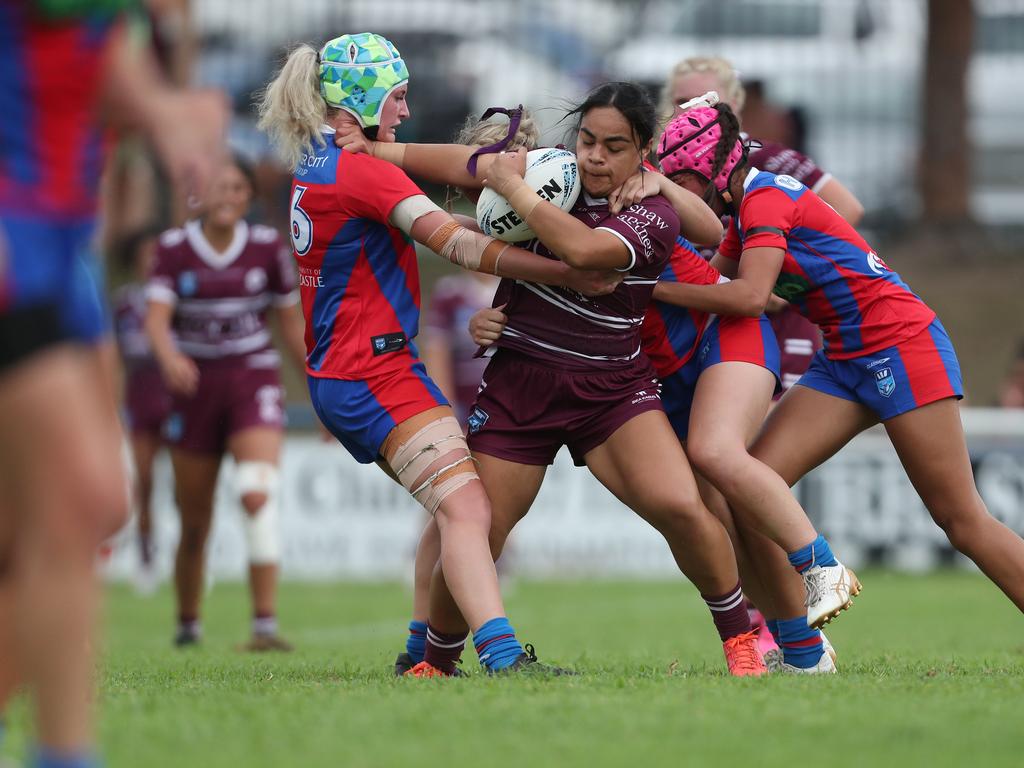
[3,572,1023,767]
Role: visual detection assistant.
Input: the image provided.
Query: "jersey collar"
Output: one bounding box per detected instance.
[742,166,761,191]
[185,219,249,270]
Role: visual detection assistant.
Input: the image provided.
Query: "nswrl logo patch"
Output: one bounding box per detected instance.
[467,406,489,434]
[874,367,896,398]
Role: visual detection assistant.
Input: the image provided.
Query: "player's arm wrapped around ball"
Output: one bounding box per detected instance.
[392,201,616,295]
[486,151,631,271]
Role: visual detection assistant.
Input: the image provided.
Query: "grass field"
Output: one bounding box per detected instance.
[3,572,1023,767]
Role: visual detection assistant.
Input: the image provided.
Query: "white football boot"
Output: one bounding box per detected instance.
[780,651,837,675]
[764,632,838,674]
[803,562,862,628]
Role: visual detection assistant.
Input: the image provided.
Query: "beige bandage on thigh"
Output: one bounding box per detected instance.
[386,416,479,514]
[425,221,510,274]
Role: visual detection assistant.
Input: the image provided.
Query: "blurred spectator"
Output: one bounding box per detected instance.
[421,272,499,424]
[998,341,1024,408]
[738,79,801,151]
[111,227,171,594]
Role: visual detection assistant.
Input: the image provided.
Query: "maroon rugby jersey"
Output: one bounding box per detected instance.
[146,220,299,367]
[748,140,830,194]
[113,282,158,373]
[422,273,497,421]
[491,193,680,371]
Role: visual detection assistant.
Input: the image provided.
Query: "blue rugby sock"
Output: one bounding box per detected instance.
[766,618,781,645]
[777,616,825,669]
[406,620,427,664]
[473,617,523,671]
[32,746,99,768]
[787,534,838,573]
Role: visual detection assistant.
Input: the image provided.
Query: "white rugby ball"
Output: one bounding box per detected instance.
[476,148,581,243]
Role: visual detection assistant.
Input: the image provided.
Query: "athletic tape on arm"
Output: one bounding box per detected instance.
[425,220,510,275]
[389,194,444,233]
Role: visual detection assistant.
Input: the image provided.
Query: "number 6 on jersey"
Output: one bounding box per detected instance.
[290,186,313,255]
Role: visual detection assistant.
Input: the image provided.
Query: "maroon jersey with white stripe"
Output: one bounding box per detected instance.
[748,140,830,194]
[146,221,298,367]
[491,193,680,371]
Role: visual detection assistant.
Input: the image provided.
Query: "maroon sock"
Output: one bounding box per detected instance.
[423,623,467,675]
[701,582,752,641]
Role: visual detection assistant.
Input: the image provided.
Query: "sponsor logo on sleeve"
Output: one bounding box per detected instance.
[774,174,804,191]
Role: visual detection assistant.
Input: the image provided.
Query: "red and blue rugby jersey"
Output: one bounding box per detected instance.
[640,236,721,378]
[720,169,935,359]
[0,1,125,218]
[291,130,426,380]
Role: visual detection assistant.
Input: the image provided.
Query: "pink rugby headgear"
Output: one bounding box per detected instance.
[657,95,745,195]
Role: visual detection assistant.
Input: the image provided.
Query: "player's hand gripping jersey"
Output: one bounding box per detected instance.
[290,128,426,379]
[720,170,935,359]
[489,192,680,371]
[640,236,723,378]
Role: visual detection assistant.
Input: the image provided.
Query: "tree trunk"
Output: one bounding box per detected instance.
[919,0,974,224]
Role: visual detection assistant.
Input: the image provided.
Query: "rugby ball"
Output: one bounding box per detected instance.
[476,148,581,242]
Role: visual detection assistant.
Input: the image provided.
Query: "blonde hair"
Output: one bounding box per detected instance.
[446,108,540,207]
[454,108,540,151]
[659,56,746,127]
[257,44,335,171]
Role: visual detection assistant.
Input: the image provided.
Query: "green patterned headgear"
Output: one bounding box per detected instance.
[319,33,409,129]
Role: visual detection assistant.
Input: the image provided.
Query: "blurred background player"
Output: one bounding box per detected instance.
[657,101,1024,625]
[0,0,226,765]
[145,154,306,651]
[997,340,1024,408]
[258,33,624,676]
[112,226,170,594]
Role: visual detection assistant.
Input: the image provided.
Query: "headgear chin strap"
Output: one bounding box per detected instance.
[465,105,524,177]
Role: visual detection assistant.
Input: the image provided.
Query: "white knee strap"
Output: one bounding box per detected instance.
[387,416,478,514]
[235,461,281,565]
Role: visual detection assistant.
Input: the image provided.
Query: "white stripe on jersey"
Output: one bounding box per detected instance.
[783,338,816,356]
[502,325,642,362]
[517,281,643,330]
[175,295,271,315]
[178,330,272,359]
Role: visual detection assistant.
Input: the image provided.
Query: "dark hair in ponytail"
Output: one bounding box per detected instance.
[707,103,744,190]
[564,81,657,151]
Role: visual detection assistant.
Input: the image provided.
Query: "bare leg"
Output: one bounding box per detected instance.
[687,362,818,551]
[694,474,776,618]
[585,410,739,595]
[227,426,283,620]
[885,398,1024,612]
[129,430,162,565]
[425,453,546,633]
[745,385,878,619]
[380,407,521,633]
[0,346,129,754]
[170,449,220,628]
